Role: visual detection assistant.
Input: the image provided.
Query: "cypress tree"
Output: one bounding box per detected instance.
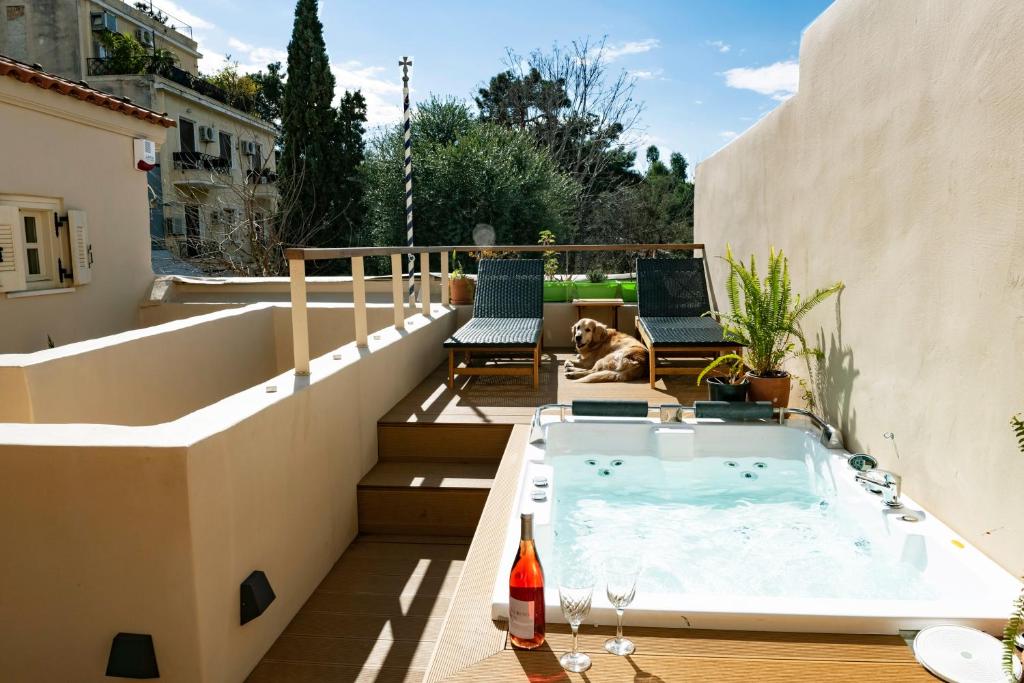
[279,0,337,245]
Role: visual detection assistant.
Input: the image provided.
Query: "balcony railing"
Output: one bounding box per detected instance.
[173,151,230,172]
[86,59,257,115]
[283,243,706,375]
[247,168,279,185]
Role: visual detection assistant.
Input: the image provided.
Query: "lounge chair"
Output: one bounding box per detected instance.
[444,259,544,389]
[635,257,742,388]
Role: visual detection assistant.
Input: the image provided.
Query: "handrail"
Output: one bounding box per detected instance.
[285,241,705,376]
[284,243,704,261]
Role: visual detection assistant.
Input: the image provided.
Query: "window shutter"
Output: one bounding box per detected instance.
[0,206,27,293]
[68,210,92,285]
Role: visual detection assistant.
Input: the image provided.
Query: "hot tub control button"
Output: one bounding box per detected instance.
[531,490,548,502]
[532,476,549,487]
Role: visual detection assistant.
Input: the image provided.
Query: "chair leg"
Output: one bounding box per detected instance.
[533,342,540,389]
[448,349,455,389]
[648,344,657,389]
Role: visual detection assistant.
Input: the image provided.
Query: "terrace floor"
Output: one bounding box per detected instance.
[381,350,706,425]
[251,351,934,682]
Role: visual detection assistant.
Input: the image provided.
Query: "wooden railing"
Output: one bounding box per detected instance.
[285,243,705,375]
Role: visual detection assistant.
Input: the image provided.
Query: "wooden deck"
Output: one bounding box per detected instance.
[381,350,706,425]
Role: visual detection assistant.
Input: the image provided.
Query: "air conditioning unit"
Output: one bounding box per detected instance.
[198,125,216,143]
[240,140,257,156]
[136,29,155,47]
[210,210,222,223]
[90,11,117,32]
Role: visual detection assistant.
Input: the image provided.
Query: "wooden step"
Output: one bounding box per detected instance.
[376,422,513,462]
[357,462,496,537]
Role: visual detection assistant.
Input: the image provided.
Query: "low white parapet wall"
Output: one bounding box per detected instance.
[0,302,457,682]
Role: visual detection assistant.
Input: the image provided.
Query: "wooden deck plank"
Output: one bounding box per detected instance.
[381,351,706,425]
[359,462,497,489]
[247,661,425,683]
[441,650,936,682]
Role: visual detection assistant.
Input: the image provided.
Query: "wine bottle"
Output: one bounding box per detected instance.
[509,512,545,649]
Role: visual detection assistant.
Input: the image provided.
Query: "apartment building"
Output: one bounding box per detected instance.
[0,0,278,263]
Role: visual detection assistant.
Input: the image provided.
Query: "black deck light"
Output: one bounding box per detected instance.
[240,570,276,625]
[105,632,159,679]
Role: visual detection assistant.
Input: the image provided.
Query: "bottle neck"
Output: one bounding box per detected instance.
[520,514,533,542]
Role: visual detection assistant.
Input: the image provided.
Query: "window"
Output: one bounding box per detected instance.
[0,197,92,294]
[22,212,48,283]
[179,118,196,155]
[219,131,232,168]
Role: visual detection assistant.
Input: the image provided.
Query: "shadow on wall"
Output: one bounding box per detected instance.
[805,292,860,445]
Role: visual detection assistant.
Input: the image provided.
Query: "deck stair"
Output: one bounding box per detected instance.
[358,421,511,537]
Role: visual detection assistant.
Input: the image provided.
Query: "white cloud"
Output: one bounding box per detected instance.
[332,60,403,127]
[628,68,664,81]
[719,130,738,140]
[694,99,703,105]
[157,0,215,31]
[706,40,731,53]
[604,38,660,61]
[723,60,799,99]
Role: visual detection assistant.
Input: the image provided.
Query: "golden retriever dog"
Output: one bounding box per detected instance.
[564,318,648,383]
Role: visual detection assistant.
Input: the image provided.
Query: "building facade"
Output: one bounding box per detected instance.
[0,0,278,264]
[0,55,171,352]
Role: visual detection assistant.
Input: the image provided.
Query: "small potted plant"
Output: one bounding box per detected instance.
[1003,414,1024,681]
[696,353,750,401]
[574,267,619,299]
[539,229,573,302]
[448,250,475,305]
[620,278,638,302]
[705,245,843,408]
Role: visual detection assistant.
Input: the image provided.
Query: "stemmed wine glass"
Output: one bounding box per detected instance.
[558,569,594,673]
[603,556,640,656]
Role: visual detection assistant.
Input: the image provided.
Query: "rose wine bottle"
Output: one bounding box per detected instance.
[509,512,545,649]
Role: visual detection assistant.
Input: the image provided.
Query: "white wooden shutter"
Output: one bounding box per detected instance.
[0,206,27,293]
[68,210,92,285]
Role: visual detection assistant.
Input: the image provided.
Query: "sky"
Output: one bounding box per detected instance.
[157,0,834,171]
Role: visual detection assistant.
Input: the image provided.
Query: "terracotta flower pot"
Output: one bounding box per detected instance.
[746,372,792,409]
[450,277,475,305]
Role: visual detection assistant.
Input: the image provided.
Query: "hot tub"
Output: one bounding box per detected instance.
[490,408,1021,634]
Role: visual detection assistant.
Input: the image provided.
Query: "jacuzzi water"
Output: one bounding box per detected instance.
[491,418,1022,634]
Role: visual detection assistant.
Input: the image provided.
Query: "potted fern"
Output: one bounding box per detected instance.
[1003,413,1024,681]
[704,245,843,408]
[448,250,475,305]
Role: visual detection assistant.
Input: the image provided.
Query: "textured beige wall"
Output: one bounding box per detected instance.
[0,77,166,353]
[695,0,1024,573]
[0,307,457,681]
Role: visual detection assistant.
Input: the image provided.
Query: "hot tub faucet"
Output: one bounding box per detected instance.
[855,469,902,509]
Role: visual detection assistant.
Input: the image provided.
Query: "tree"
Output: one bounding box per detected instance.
[278,0,340,247]
[332,90,368,248]
[476,37,644,245]
[362,98,578,272]
[250,62,285,124]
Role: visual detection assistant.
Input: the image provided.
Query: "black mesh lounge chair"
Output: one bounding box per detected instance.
[443,259,544,389]
[635,257,743,388]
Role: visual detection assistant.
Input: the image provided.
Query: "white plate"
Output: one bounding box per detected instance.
[913,625,1022,683]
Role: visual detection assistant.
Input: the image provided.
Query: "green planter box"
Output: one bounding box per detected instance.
[574,281,620,299]
[543,280,575,302]
[620,281,637,302]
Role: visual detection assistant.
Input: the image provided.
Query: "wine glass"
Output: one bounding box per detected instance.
[603,556,640,656]
[558,570,594,673]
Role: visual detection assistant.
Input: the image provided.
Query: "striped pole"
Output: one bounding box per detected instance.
[400,56,415,305]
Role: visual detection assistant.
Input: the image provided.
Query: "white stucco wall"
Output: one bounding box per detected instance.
[696,0,1024,573]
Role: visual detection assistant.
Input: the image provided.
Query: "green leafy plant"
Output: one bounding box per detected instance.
[450,250,466,279]
[96,30,177,76]
[538,229,563,281]
[586,267,607,283]
[696,353,747,386]
[1003,414,1024,681]
[706,244,843,378]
